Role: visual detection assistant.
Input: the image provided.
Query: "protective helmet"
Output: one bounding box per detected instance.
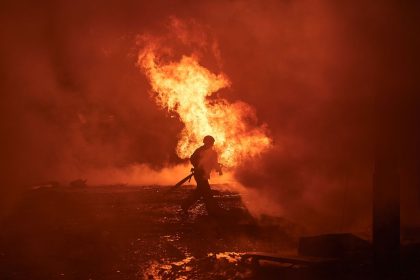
[203,135,215,145]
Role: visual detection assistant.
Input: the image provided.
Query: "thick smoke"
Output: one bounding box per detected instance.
[1,0,418,232]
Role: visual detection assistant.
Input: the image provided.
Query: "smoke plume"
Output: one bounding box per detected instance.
[1,0,418,232]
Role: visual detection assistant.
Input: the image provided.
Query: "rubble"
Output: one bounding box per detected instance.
[298,233,371,259]
[30,181,60,190]
[69,179,87,188]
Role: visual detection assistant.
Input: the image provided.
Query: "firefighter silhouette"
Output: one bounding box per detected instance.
[181,135,223,215]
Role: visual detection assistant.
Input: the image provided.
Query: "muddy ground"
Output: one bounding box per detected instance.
[0,185,301,279]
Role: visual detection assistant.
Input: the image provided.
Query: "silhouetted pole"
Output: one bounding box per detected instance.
[373,124,400,278]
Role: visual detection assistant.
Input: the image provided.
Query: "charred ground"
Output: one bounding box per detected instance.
[1,185,420,279]
[0,185,299,279]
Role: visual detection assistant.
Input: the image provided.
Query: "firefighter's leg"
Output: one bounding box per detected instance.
[181,175,204,212]
[181,189,201,213]
[200,180,221,215]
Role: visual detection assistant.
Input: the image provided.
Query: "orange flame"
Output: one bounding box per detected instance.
[138,45,271,168]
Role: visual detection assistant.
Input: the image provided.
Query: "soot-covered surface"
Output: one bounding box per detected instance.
[0,185,300,279]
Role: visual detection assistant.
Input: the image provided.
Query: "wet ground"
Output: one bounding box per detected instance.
[0,185,301,279]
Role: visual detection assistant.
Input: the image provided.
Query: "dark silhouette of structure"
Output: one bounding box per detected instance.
[181,135,223,215]
[373,142,400,279]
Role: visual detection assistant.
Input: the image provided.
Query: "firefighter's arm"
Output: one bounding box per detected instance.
[213,151,223,175]
[214,162,223,175]
[215,163,223,175]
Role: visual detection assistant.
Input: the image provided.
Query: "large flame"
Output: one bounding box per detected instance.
[138,45,271,168]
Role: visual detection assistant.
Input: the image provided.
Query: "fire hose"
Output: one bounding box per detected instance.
[166,168,195,193]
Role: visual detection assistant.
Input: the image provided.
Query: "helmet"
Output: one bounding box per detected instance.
[203,135,215,145]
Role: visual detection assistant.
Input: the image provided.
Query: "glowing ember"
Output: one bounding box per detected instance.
[138,45,271,167]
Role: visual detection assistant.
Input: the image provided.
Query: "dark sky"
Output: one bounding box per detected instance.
[0,0,419,231]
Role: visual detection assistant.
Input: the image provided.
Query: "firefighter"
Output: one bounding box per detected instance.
[181,135,223,216]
